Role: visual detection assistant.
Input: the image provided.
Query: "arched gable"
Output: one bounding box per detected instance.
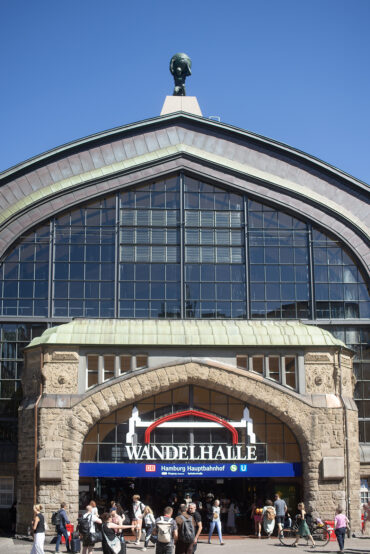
[0,114,368,274]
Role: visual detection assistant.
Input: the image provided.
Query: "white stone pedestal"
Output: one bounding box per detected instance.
[161,96,202,116]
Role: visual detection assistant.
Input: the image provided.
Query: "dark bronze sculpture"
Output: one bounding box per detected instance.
[170,53,192,96]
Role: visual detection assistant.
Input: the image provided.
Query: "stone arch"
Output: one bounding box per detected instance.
[37,360,353,528]
[52,361,316,473]
[73,363,311,445]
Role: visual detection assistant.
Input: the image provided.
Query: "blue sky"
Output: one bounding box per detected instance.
[1,0,369,184]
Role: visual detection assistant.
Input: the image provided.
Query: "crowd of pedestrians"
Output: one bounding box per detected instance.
[28,491,354,554]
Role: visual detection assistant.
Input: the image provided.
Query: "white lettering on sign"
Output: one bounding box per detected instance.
[124,444,257,462]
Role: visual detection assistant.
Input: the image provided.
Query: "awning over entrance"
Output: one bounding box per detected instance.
[27,319,346,348]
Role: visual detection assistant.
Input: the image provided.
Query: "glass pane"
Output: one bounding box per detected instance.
[136,355,148,369]
[268,356,279,381]
[252,357,263,375]
[120,355,131,373]
[104,355,115,381]
[236,356,247,370]
[88,372,98,388]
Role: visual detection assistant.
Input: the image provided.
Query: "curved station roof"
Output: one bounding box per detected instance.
[0,107,369,275]
[27,319,346,348]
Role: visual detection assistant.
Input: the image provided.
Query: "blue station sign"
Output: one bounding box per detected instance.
[79,462,302,479]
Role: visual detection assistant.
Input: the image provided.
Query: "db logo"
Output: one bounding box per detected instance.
[145,464,156,472]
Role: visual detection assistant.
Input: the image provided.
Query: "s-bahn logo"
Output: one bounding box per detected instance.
[124,407,257,462]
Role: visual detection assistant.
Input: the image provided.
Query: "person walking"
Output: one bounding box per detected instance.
[131,494,145,545]
[30,504,45,554]
[55,502,71,553]
[208,499,224,545]
[111,507,124,533]
[251,500,263,538]
[89,501,98,517]
[362,502,370,534]
[273,493,287,538]
[175,504,195,554]
[187,503,202,553]
[226,500,238,534]
[292,502,315,548]
[262,500,275,537]
[334,507,349,553]
[101,512,135,554]
[142,506,156,551]
[80,504,102,554]
[153,506,178,554]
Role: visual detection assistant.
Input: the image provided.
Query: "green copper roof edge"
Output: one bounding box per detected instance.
[1,144,367,242]
[1,112,368,192]
[26,319,347,349]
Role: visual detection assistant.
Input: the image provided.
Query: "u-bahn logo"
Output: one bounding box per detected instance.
[124,406,257,462]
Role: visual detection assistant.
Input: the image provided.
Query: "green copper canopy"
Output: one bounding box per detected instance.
[26,319,346,348]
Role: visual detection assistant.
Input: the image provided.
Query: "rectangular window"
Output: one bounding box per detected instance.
[120,355,131,373]
[251,356,264,375]
[285,356,296,389]
[136,355,148,369]
[87,355,99,388]
[103,355,115,381]
[236,355,248,370]
[0,477,14,508]
[268,356,280,382]
[361,479,369,505]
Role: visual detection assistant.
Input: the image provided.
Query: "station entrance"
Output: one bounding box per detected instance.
[79,384,303,533]
[79,475,301,534]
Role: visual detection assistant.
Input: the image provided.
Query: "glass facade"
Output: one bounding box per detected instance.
[0,172,369,459]
[0,174,368,322]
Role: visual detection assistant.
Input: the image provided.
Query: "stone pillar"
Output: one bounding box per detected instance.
[17,400,37,534]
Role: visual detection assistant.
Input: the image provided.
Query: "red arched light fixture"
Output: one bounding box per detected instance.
[144,409,239,445]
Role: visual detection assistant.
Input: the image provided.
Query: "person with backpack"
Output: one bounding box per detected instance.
[54,502,71,553]
[208,499,224,545]
[153,506,178,554]
[79,504,102,554]
[175,504,196,554]
[262,499,276,537]
[130,494,145,545]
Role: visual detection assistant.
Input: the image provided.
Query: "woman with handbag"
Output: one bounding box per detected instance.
[101,512,136,554]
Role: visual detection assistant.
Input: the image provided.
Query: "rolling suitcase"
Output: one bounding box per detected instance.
[70,537,81,553]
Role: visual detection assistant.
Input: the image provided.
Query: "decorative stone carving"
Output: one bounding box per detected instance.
[306,365,334,393]
[52,351,79,362]
[305,353,332,362]
[42,362,78,394]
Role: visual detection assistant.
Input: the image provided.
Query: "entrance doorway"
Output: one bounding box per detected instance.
[79,476,301,535]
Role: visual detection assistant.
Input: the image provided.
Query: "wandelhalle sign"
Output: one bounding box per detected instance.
[80,407,302,478]
[124,407,257,462]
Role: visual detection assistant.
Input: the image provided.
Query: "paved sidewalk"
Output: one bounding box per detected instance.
[1,536,370,554]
